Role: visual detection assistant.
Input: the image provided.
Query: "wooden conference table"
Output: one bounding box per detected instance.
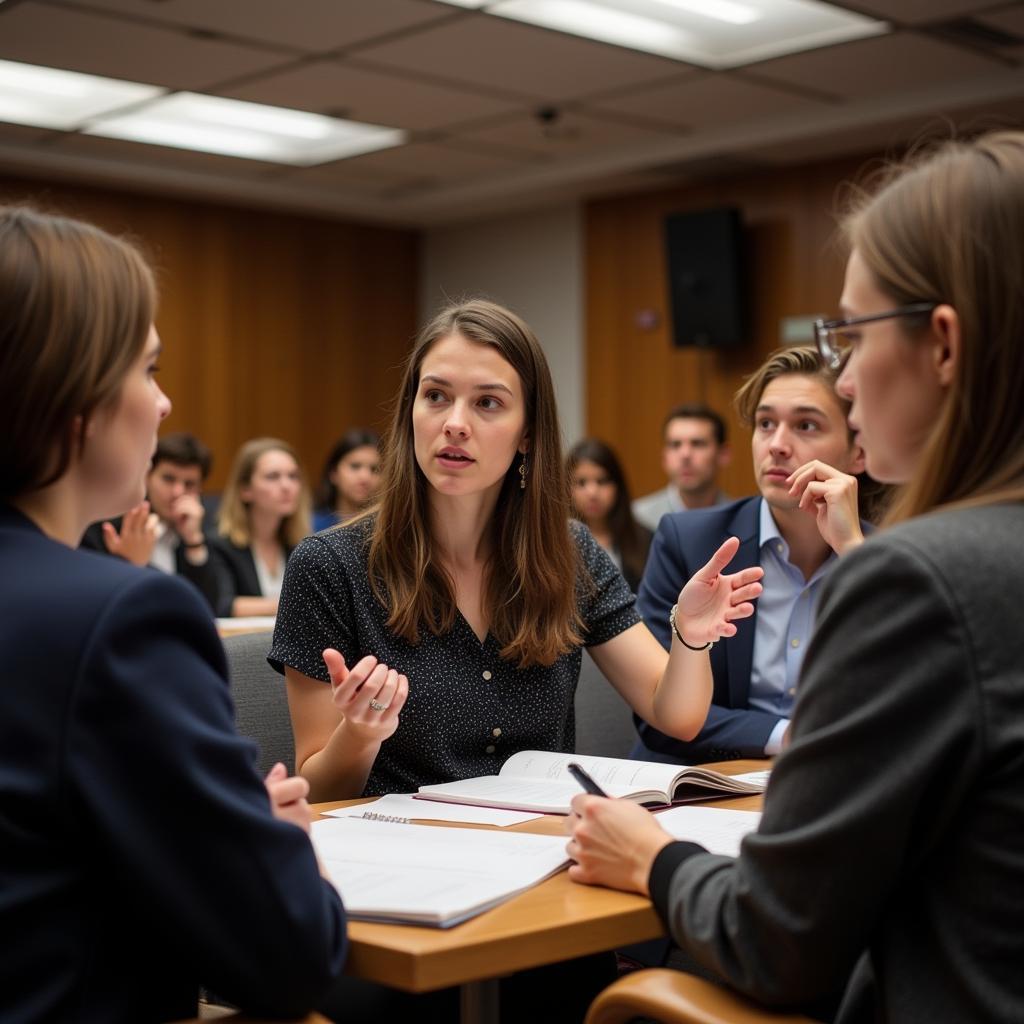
[317,759,768,1024]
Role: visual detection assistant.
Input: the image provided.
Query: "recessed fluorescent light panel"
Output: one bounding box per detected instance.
[435,0,887,68]
[84,92,407,165]
[0,59,163,130]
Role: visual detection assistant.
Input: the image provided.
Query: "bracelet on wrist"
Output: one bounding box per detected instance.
[669,604,713,652]
[181,539,207,549]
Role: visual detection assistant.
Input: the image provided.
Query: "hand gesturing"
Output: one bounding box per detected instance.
[673,536,763,648]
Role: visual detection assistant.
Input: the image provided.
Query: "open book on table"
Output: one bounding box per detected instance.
[311,816,569,928]
[414,750,766,814]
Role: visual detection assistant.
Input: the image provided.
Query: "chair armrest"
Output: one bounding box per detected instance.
[586,969,816,1024]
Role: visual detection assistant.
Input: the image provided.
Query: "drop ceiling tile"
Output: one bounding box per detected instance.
[745,92,1024,164]
[753,32,1004,101]
[222,59,521,131]
[46,131,285,176]
[454,109,679,158]
[74,0,454,52]
[0,3,285,90]
[838,0,1001,25]
[590,73,831,131]
[978,6,1024,38]
[356,15,687,102]
[338,139,538,184]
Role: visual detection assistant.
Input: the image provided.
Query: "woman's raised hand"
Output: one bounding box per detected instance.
[787,459,864,555]
[321,648,409,745]
[102,500,159,566]
[673,536,764,648]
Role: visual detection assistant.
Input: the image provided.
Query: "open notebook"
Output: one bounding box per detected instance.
[311,817,570,928]
[414,750,766,814]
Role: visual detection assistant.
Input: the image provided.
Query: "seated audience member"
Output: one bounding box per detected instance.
[568,437,652,592]
[632,403,731,531]
[81,431,223,613]
[568,131,1024,1024]
[634,345,868,762]
[213,437,311,617]
[0,206,346,1023]
[313,428,381,532]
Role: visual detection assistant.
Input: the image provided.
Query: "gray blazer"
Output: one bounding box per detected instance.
[650,503,1024,1023]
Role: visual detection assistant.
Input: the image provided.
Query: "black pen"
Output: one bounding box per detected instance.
[567,761,610,798]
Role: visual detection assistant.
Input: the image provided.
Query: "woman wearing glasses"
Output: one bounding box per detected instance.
[569,131,1024,1023]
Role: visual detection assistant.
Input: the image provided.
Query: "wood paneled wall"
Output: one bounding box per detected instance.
[0,175,418,492]
[585,152,875,500]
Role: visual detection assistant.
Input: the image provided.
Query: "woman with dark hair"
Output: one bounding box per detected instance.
[214,436,311,617]
[568,437,652,591]
[312,428,381,532]
[0,206,346,1022]
[569,131,1024,1023]
[270,299,764,804]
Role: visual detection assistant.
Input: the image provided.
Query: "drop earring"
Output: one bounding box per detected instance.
[519,454,527,490]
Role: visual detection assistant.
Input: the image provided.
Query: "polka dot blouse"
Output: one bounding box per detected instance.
[268,515,640,796]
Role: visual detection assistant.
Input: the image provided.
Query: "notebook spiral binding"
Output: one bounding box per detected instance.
[359,811,411,824]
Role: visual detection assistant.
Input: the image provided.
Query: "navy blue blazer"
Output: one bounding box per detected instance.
[634,496,782,762]
[0,505,346,1023]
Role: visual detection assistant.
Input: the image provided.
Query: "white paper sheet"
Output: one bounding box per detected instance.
[311,817,569,926]
[654,805,762,858]
[324,793,543,827]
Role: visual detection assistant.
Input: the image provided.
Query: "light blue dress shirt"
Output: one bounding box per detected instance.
[749,500,836,754]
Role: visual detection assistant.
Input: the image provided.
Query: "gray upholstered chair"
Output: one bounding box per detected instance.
[221,630,295,776]
[575,650,637,758]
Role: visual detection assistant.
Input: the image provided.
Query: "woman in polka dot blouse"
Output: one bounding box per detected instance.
[269,300,763,800]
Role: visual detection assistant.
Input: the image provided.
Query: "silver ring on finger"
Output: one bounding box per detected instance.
[368,698,390,712]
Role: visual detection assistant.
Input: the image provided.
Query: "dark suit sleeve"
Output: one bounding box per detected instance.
[210,537,263,617]
[175,537,224,615]
[69,573,347,1016]
[650,535,978,1006]
[635,515,781,762]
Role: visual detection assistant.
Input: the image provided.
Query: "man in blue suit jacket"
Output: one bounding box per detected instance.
[635,347,871,763]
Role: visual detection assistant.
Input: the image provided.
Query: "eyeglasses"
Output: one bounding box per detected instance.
[813,303,937,369]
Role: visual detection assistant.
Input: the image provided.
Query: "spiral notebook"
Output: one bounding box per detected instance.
[311,817,570,928]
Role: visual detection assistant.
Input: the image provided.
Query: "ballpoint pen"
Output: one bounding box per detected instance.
[566,761,610,797]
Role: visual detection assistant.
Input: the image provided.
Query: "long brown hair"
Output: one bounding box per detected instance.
[0,206,155,501]
[218,437,312,549]
[368,299,582,668]
[843,131,1024,523]
[567,438,649,585]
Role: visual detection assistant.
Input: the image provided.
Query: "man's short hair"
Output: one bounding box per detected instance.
[152,432,212,480]
[734,346,847,428]
[662,403,727,446]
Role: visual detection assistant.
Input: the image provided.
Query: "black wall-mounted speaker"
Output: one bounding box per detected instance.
[664,207,746,349]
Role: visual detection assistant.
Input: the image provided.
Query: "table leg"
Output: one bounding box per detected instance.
[460,978,500,1024]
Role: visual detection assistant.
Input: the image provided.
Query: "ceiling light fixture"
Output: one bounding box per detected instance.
[436,0,887,68]
[0,59,163,130]
[651,0,760,27]
[84,92,407,165]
